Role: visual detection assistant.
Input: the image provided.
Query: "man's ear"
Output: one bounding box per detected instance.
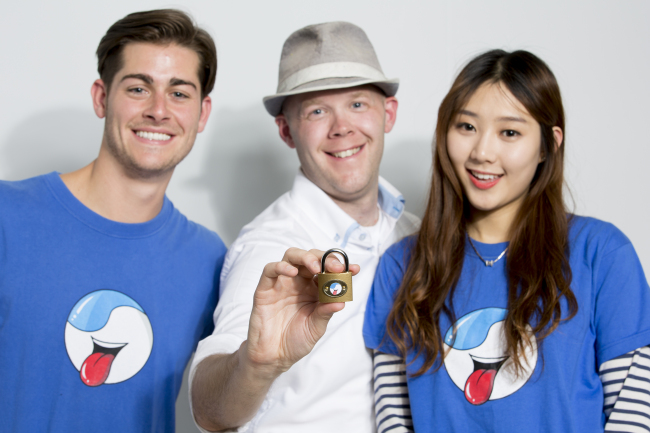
[197,95,212,133]
[384,96,398,133]
[91,79,108,119]
[275,114,296,149]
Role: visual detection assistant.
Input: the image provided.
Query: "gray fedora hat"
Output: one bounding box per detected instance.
[263,21,399,116]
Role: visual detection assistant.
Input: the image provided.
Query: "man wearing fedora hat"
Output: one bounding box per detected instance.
[190,21,418,432]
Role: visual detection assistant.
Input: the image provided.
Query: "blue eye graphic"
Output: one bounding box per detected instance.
[68,290,144,332]
[444,308,507,350]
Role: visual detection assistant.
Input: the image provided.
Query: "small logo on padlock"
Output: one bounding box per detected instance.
[318,248,353,303]
[322,280,348,298]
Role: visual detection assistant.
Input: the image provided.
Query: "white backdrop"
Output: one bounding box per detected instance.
[2,1,648,431]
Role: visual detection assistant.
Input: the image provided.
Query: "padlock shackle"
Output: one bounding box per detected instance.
[321,248,350,273]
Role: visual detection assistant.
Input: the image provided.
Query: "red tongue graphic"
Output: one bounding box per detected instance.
[464,369,497,405]
[80,352,115,387]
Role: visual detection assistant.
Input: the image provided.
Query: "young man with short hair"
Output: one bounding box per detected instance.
[191,21,419,432]
[0,9,226,432]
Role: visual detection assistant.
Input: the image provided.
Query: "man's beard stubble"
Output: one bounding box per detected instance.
[102,112,188,181]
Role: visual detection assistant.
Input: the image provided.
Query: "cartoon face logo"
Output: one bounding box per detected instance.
[65,290,153,387]
[443,308,537,405]
[323,280,347,298]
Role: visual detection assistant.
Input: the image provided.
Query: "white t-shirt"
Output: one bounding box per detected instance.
[190,172,419,432]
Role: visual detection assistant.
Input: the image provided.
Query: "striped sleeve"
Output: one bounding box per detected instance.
[601,346,650,432]
[373,350,413,433]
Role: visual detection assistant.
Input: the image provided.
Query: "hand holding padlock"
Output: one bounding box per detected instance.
[318,248,354,303]
[245,247,359,372]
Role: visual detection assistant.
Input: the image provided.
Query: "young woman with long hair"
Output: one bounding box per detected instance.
[363,50,650,432]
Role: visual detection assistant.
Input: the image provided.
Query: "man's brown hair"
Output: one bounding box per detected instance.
[96,9,217,97]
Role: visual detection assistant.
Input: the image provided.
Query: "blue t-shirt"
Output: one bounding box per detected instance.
[0,173,226,432]
[363,216,650,432]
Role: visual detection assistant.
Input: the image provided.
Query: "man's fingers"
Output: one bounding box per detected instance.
[313,302,345,325]
[317,301,345,316]
[322,254,347,274]
[266,248,361,286]
[258,261,298,287]
[282,247,322,275]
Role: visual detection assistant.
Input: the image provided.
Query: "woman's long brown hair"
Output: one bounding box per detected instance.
[387,50,578,376]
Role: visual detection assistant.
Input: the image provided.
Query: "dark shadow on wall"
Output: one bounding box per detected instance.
[176,356,200,432]
[380,138,432,220]
[0,109,102,180]
[187,105,299,245]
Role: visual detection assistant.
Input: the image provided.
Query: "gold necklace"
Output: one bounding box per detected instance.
[467,236,508,267]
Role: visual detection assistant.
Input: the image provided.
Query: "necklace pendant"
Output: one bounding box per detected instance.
[467,235,508,268]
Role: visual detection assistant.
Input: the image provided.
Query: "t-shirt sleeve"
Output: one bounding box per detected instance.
[198,243,226,341]
[593,227,650,366]
[363,238,413,356]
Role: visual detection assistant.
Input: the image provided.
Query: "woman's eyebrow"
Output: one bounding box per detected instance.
[497,116,527,123]
[459,110,526,123]
[459,109,478,118]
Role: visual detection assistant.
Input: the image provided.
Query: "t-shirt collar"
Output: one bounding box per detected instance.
[44,172,173,238]
[289,171,405,249]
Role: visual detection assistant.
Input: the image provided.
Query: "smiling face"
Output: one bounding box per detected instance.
[92,42,211,179]
[443,308,537,405]
[276,85,397,204]
[65,290,153,387]
[447,83,547,223]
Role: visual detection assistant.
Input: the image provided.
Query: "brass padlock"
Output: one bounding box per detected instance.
[318,248,353,303]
